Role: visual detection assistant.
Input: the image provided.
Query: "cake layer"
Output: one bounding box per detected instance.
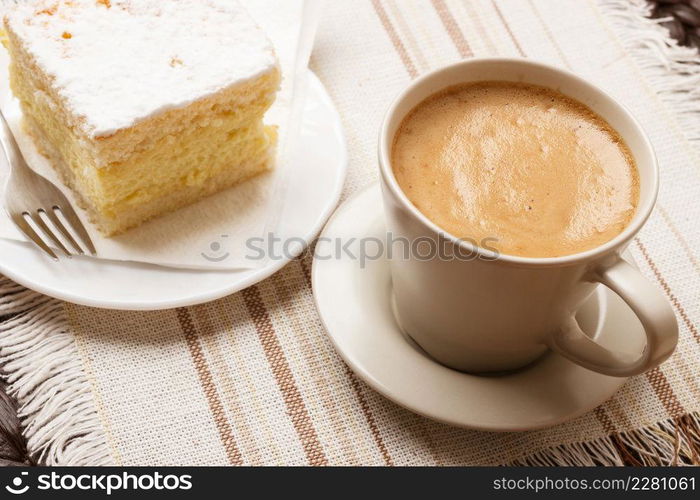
[100,155,273,236]
[25,114,277,235]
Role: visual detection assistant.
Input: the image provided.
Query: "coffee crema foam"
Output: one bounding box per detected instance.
[391,82,640,258]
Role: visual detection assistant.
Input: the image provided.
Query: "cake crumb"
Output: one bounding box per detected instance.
[62,31,72,39]
[36,6,58,16]
[170,56,183,67]
[96,0,111,7]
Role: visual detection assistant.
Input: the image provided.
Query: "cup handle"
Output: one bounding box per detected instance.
[548,255,678,377]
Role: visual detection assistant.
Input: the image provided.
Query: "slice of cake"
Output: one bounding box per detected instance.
[3,0,280,236]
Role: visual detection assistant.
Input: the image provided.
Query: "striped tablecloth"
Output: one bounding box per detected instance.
[1,0,699,466]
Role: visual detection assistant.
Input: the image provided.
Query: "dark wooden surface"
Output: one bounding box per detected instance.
[0,382,32,466]
[0,0,697,467]
[652,0,700,49]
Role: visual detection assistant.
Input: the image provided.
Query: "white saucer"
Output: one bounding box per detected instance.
[0,73,347,311]
[312,184,645,431]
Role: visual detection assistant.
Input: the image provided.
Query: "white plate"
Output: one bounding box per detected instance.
[313,184,643,431]
[0,73,347,310]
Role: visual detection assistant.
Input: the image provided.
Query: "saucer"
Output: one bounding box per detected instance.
[312,184,645,431]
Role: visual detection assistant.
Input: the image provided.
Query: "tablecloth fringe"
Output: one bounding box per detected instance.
[599,0,700,144]
[0,277,113,466]
[509,413,700,466]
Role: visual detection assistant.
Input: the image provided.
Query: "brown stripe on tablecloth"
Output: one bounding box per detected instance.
[592,407,621,458]
[605,398,634,430]
[526,0,573,69]
[646,367,685,418]
[430,0,473,58]
[298,256,313,288]
[344,365,395,466]
[594,406,616,434]
[190,303,264,466]
[462,0,497,56]
[416,421,445,466]
[176,307,244,465]
[370,0,418,78]
[269,268,362,464]
[491,0,526,57]
[631,240,691,418]
[298,257,394,466]
[635,239,700,345]
[241,286,328,466]
[658,206,700,277]
[673,354,700,402]
[384,0,431,74]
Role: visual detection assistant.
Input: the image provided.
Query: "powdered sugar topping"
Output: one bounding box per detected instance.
[6,0,278,137]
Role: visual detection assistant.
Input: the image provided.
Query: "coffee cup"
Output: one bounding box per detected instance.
[378,58,678,375]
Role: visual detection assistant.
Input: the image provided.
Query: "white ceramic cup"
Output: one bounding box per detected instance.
[378,58,678,376]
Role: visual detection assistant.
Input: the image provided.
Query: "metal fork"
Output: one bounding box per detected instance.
[0,110,96,260]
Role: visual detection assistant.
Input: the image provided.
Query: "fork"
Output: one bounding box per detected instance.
[0,110,96,260]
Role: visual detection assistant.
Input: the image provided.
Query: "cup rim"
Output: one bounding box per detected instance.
[378,57,659,268]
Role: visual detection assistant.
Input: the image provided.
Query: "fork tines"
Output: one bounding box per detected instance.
[10,206,96,260]
[1,109,97,261]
